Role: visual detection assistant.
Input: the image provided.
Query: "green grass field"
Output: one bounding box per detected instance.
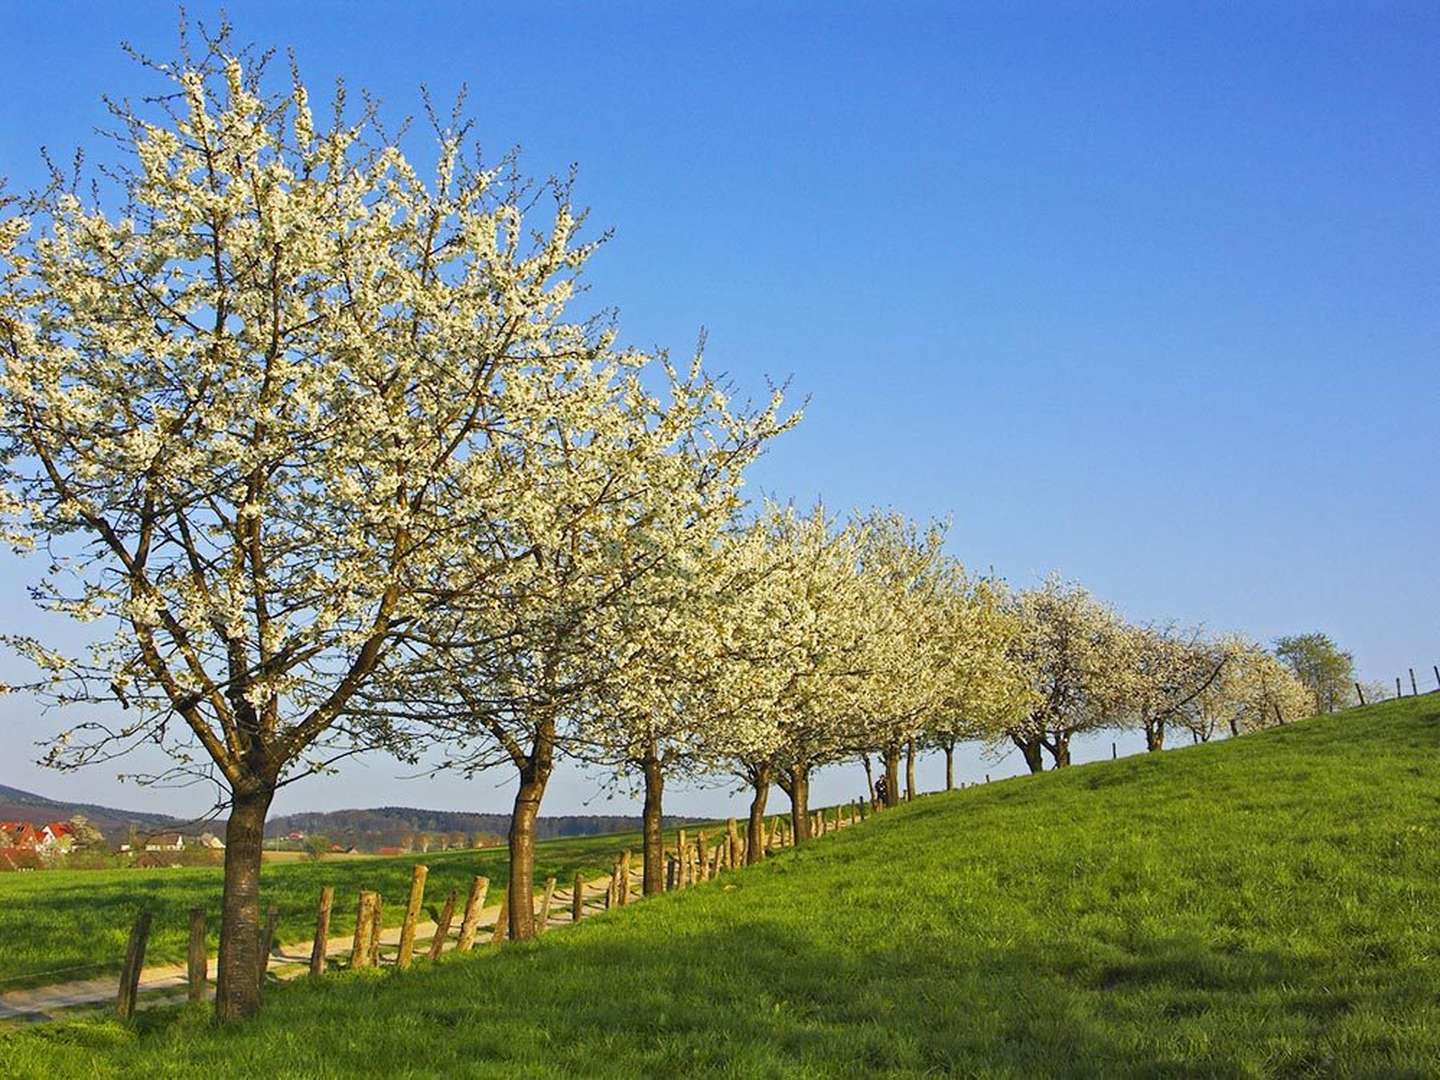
[4,695,1439,1077]
[0,825,718,991]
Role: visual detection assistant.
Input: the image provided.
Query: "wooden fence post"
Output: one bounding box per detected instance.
[676,829,688,886]
[428,890,457,962]
[116,908,152,1020]
[396,864,429,970]
[1355,682,1366,706]
[310,886,334,977]
[187,908,206,1003]
[1433,665,1439,691]
[351,891,377,969]
[490,896,509,945]
[1398,676,1404,698]
[726,818,740,867]
[1411,668,1419,696]
[258,905,278,990]
[455,876,489,953]
[572,872,584,922]
[666,854,677,891]
[369,894,384,966]
[538,877,557,933]
[696,832,709,881]
[618,850,632,905]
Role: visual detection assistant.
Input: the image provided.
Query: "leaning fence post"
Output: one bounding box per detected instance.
[351,890,377,969]
[116,908,152,1020]
[490,896,509,945]
[455,876,489,953]
[1397,676,1403,698]
[538,877,557,933]
[396,863,429,970]
[572,872,585,922]
[428,889,457,962]
[1355,682,1366,706]
[310,886,334,977]
[1410,668,1419,696]
[187,908,206,1003]
[257,905,278,990]
[1433,664,1439,691]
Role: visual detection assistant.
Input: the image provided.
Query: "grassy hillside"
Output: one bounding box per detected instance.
[0,826,712,991]
[5,696,1439,1077]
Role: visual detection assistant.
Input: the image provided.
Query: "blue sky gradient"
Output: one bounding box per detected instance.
[1,3,1435,818]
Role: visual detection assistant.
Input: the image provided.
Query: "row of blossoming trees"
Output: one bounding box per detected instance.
[0,36,1310,1021]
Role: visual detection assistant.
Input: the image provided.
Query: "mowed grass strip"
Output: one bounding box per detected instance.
[4,696,1439,1077]
[0,826,712,990]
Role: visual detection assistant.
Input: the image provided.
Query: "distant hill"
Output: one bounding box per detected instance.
[265,806,712,849]
[0,783,705,850]
[0,782,191,842]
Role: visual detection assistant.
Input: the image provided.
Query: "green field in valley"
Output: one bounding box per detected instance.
[0,824,723,992]
[3,695,1439,1077]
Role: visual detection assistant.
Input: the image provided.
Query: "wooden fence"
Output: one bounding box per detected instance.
[112,798,881,1019]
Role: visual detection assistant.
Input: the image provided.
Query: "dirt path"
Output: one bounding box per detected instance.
[0,872,622,1023]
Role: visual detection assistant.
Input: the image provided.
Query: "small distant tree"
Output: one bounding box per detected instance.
[1004,579,1128,771]
[302,834,330,861]
[67,813,106,849]
[1275,633,1355,712]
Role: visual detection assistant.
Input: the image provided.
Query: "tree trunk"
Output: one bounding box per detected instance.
[944,742,955,790]
[905,738,917,802]
[507,738,553,940]
[1145,718,1165,752]
[785,765,811,844]
[746,763,771,865]
[215,784,274,1022]
[860,755,876,805]
[1048,732,1072,769]
[882,744,901,808]
[641,744,665,896]
[1012,733,1044,774]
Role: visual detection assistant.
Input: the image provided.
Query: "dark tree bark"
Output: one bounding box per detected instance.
[781,764,812,843]
[1144,717,1165,752]
[1011,732,1045,774]
[641,743,665,895]
[882,744,901,808]
[1044,731,1072,769]
[905,738,917,802]
[860,755,875,805]
[215,784,274,1021]
[505,721,554,940]
[745,762,771,865]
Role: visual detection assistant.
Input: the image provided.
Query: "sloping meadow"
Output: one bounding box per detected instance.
[4,696,1438,1077]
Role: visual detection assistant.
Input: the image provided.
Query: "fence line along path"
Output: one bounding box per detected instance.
[0,801,873,1024]
[0,870,613,1023]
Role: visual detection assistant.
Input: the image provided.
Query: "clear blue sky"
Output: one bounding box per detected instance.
[1,3,1435,820]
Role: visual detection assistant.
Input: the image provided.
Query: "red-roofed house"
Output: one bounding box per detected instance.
[39,822,75,854]
[1,823,41,850]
